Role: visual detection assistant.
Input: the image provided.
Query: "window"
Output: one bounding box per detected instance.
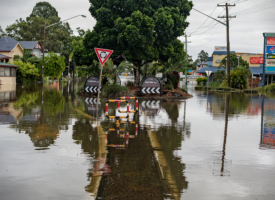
[5,68,10,76]
[11,68,15,77]
[0,67,4,76]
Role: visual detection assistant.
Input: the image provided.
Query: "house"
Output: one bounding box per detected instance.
[19,41,43,58]
[0,36,23,63]
[0,62,19,86]
[196,62,208,71]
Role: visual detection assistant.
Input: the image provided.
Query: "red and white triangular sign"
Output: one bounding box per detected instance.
[94,48,113,66]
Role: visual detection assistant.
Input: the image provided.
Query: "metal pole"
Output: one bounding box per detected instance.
[226,3,231,87]
[42,22,46,84]
[262,35,267,87]
[185,34,187,85]
[96,64,103,112]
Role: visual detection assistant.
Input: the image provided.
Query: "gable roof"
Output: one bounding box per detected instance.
[19,41,41,50]
[0,36,19,52]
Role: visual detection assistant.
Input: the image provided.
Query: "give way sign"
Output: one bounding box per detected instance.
[94,48,113,65]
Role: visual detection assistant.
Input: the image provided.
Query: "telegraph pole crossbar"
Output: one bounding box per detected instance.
[217,3,236,87]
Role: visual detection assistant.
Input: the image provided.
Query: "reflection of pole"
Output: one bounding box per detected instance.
[97,65,103,112]
[221,94,230,175]
[262,35,267,87]
[183,101,186,128]
[260,95,265,145]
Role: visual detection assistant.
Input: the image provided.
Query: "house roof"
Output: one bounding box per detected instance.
[0,62,19,68]
[19,41,40,50]
[0,54,11,59]
[0,36,19,52]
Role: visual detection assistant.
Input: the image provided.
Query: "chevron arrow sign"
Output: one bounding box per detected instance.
[141,87,160,94]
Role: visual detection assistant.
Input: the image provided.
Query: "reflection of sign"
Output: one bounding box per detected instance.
[266,46,275,54]
[85,98,101,105]
[215,46,227,51]
[94,48,113,65]
[141,76,161,94]
[267,55,275,59]
[267,37,275,45]
[85,75,102,94]
[141,100,160,116]
[266,59,275,66]
[250,57,263,64]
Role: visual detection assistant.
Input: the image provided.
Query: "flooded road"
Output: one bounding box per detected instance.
[0,81,275,199]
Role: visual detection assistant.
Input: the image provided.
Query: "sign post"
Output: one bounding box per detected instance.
[94,48,113,111]
[205,70,212,93]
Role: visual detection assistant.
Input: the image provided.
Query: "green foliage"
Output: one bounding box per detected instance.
[165,80,174,90]
[230,69,248,90]
[125,81,134,87]
[0,25,5,37]
[102,85,129,98]
[213,70,226,84]
[13,60,40,83]
[219,80,228,88]
[209,81,220,88]
[4,2,72,53]
[167,71,180,88]
[196,77,207,86]
[76,0,193,85]
[197,50,208,62]
[44,52,66,79]
[262,83,275,94]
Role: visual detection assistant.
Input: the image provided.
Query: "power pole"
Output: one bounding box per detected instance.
[218,3,236,87]
[184,33,191,85]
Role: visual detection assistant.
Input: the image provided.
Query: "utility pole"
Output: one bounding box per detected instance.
[218,3,236,87]
[184,33,191,86]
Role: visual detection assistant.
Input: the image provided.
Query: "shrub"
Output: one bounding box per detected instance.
[213,70,226,84]
[230,69,248,90]
[77,82,85,93]
[196,77,208,86]
[125,81,134,86]
[219,80,228,88]
[165,80,174,90]
[263,83,275,94]
[167,71,179,88]
[209,81,220,88]
[102,85,128,98]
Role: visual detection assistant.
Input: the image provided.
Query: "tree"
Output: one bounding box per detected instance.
[75,0,193,86]
[4,2,72,53]
[197,50,208,62]
[0,26,5,37]
[44,52,66,79]
[219,53,249,70]
[13,60,40,83]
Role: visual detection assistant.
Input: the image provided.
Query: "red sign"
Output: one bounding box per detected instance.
[94,48,113,66]
[250,57,263,64]
[267,37,275,45]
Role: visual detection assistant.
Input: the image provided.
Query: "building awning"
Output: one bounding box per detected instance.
[250,67,263,75]
[0,62,19,68]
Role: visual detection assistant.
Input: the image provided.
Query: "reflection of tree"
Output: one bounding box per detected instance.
[156,125,189,192]
[11,87,67,148]
[162,100,181,122]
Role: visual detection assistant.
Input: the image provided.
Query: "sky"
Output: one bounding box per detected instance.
[0,0,275,61]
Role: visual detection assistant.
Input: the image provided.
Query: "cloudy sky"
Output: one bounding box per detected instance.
[1,0,274,60]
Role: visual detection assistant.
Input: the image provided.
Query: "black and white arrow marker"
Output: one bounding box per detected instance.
[141,87,161,94]
[85,98,101,104]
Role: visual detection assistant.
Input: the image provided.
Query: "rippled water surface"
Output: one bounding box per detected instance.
[0,81,275,200]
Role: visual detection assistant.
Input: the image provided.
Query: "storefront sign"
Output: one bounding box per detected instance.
[266,46,275,54]
[267,37,275,45]
[266,55,275,59]
[266,59,275,66]
[250,57,263,64]
[215,46,227,51]
[265,33,275,37]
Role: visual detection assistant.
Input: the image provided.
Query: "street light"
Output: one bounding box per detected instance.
[41,15,86,83]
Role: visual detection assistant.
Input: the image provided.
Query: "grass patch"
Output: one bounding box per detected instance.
[102,85,129,98]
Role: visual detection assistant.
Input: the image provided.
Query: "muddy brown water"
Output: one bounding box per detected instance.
[0,82,275,200]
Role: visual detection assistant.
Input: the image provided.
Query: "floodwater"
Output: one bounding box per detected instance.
[0,80,275,200]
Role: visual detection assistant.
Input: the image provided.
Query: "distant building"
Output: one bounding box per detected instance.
[0,37,23,63]
[0,36,44,62]
[198,46,266,85]
[196,62,208,71]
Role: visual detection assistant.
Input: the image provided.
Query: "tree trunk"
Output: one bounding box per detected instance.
[134,66,140,86]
